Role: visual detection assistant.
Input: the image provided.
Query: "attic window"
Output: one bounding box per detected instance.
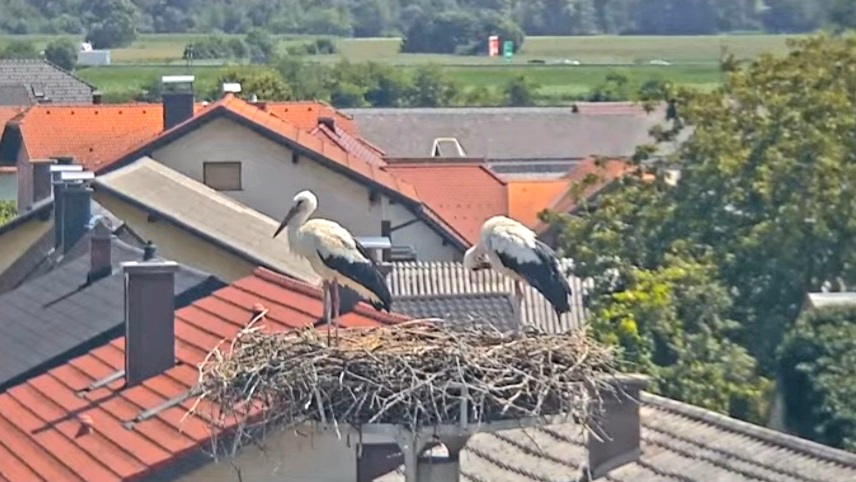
[203,161,242,191]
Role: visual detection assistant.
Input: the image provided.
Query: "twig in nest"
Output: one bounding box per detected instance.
[191,320,617,459]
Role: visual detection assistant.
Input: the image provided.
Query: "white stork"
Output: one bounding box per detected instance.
[273,190,392,343]
[463,215,572,320]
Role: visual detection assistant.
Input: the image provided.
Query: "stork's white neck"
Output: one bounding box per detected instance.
[287,204,314,242]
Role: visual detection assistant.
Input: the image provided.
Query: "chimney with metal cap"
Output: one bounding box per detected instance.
[123,260,179,387]
[161,75,195,131]
[87,220,113,283]
[584,374,650,480]
[222,82,241,97]
[92,91,103,104]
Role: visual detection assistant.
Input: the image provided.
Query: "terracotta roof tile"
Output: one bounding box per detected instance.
[262,101,358,135]
[12,103,205,171]
[533,158,632,233]
[0,106,26,127]
[313,122,387,166]
[384,161,508,244]
[158,94,421,206]
[0,267,406,481]
[507,180,570,228]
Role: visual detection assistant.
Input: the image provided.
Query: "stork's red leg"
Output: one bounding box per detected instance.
[514,281,524,327]
[331,279,341,345]
[322,280,331,345]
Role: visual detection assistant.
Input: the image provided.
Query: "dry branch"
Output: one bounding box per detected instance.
[192,320,618,456]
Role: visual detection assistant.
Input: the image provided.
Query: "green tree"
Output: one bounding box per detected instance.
[502,74,539,106]
[778,306,856,451]
[546,34,856,423]
[407,64,461,107]
[0,201,15,225]
[586,256,771,420]
[0,40,39,59]
[829,0,856,32]
[84,0,139,48]
[215,68,292,101]
[245,27,275,63]
[44,39,77,71]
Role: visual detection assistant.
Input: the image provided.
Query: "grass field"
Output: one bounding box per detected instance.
[0,33,798,64]
[73,63,725,103]
[1,33,799,102]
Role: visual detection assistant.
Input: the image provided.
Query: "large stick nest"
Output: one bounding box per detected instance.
[194,318,618,439]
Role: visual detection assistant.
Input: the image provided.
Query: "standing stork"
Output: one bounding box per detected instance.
[273,190,392,343]
[463,215,572,322]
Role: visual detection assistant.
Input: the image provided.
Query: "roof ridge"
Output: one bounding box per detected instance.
[396,291,513,301]
[41,57,98,91]
[253,267,408,325]
[641,392,856,467]
[219,98,423,205]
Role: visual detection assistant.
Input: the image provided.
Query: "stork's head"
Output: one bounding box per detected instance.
[273,190,318,238]
[463,245,491,272]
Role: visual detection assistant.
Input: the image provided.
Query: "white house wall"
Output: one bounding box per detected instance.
[151,116,460,260]
[385,201,461,262]
[171,426,366,482]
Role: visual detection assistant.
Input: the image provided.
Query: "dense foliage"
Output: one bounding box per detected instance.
[779,306,856,451]
[0,0,853,41]
[546,34,856,433]
[0,201,16,225]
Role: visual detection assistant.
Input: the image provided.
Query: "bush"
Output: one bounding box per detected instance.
[778,306,856,452]
[44,39,78,71]
[285,38,338,56]
[184,35,247,60]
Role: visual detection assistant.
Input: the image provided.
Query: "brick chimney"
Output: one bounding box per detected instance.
[161,75,195,131]
[87,220,113,283]
[585,374,650,480]
[53,173,93,253]
[123,261,179,387]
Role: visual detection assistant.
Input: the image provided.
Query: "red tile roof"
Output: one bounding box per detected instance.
[9,103,206,171]
[0,106,26,129]
[104,95,419,202]
[384,160,508,244]
[312,122,386,167]
[507,179,570,228]
[533,158,632,233]
[0,267,406,481]
[262,101,358,136]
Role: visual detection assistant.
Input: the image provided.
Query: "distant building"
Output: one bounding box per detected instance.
[0,58,96,106]
[77,41,111,66]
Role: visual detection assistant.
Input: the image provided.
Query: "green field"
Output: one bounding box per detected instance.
[1,33,799,103]
[0,33,798,64]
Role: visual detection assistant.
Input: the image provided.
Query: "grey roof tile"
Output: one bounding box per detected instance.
[393,292,518,331]
[378,392,856,481]
[345,106,680,162]
[0,83,33,106]
[0,59,95,105]
[387,260,589,333]
[0,234,225,392]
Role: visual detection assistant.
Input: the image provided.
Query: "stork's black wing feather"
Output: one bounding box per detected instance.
[495,240,572,316]
[353,238,377,265]
[318,250,392,313]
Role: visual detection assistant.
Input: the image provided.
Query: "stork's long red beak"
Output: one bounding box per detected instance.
[273,205,299,238]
